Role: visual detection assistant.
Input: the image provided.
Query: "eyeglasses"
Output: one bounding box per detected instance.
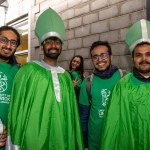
[43,39,62,46]
[92,52,109,61]
[0,36,18,47]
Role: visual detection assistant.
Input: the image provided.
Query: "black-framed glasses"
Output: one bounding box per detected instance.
[43,39,61,46]
[92,52,109,61]
[0,36,18,47]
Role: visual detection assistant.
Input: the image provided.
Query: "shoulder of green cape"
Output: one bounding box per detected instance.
[86,69,128,103]
[18,62,41,72]
[20,61,67,73]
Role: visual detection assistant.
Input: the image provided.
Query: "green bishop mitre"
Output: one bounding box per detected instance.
[125,19,150,53]
[35,7,65,45]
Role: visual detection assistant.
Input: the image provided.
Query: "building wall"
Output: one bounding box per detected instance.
[31,0,146,72]
[5,0,31,23]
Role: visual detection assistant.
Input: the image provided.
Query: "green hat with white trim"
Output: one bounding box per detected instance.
[125,19,150,53]
[35,7,65,45]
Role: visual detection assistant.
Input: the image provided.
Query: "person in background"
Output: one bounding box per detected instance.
[0,26,20,150]
[6,8,84,150]
[100,19,150,150]
[69,55,84,101]
[79,41,127,150]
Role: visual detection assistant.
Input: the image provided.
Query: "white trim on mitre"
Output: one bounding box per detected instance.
[129,19,150,51]
[39,32,64,44]
[141,19,148,39]
[129,39,150,52]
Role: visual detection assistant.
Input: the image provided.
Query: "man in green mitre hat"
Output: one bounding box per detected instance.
[6,8,84,150]
[100,19,150,150]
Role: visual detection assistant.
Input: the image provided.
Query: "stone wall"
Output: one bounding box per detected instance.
[30,0,146,73]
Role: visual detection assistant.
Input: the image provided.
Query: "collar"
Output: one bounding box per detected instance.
[133,67,150,82]
[33,60,65,102]
[93,65,118,79]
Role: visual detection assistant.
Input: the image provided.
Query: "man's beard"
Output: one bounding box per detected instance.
[43,48,61,60]
[135,60,150,73]
[0,47,15,61]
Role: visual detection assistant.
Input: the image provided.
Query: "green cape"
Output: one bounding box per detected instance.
[7,62,83,150]
[100,73,150,150]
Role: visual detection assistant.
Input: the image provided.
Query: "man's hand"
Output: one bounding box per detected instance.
[0,129,7,147]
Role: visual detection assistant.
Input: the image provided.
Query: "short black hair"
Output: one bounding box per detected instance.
[132,42,150,56]
[42,36,62,45]
[90,41,112,55]
[0,26,20,46]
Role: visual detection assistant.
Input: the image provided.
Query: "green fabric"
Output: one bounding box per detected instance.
[126,19,150,52]
[35,8,65,44]
[0,62,19,150]
[79,70,121,150]
[71,71,82,87]
[7,62,84,150]
[100,73,150,150]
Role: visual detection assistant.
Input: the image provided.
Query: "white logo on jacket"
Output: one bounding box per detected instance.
[0,72,7,93]
[101,89,110,107]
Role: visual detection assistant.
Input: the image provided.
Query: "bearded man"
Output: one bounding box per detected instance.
[6,8,83,150]
[100,19,150,150]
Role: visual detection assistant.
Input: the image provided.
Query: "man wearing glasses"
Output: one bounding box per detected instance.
[0,26,20,150]
[79,41,126,150]
[6,8,83,150]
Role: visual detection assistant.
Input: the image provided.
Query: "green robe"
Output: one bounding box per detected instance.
[7,61,84,150]
[0,62,19,150]
[100,73,150,150]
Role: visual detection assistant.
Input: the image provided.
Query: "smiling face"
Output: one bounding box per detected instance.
[0,30,18,62]
[71,57,81,70]
[42,37,62,60]
[91,45,112,71]
[133,43,150,76]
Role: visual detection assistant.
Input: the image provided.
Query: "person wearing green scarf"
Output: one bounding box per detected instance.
[0,26,20,150]
[100,19,150,150]
[6,8,84,150]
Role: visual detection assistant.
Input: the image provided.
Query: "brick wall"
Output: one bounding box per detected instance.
[30,0,146,73]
